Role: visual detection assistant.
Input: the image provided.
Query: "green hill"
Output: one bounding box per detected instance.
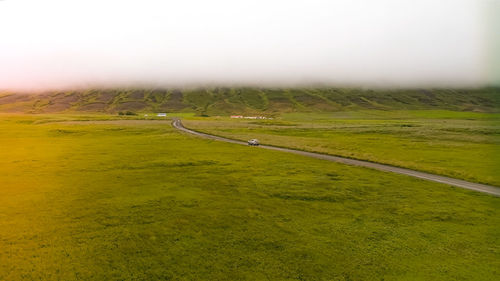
[0,87,498,115]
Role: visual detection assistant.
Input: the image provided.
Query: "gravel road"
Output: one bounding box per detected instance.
[173,119,500,196]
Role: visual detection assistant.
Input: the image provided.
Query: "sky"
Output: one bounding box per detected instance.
[0,0,498,91]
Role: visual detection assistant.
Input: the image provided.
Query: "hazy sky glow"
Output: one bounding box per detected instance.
[0,0,497,90]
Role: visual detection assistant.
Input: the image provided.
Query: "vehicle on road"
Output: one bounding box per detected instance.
[248,139,259,146]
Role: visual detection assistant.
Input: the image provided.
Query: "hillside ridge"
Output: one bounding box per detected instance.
[1,87,498,115]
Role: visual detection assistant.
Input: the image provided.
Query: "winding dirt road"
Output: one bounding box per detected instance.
[173,119,500,196]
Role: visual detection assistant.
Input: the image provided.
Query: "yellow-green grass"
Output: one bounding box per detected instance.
[0,114,499,280]
[183,110,500,186]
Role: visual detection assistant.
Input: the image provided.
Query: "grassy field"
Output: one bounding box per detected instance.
[183,110,500,186]
[0,114,499,280]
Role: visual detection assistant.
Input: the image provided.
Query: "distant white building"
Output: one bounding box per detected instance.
[157,113,167,117]
[231,115,270,119]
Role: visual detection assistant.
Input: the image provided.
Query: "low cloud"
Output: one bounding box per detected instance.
[0,0,496,91]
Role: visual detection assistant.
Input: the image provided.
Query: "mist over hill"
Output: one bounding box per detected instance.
[1,1,497,91]
[1,88,498,115]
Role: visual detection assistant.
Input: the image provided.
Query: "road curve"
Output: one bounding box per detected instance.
[172,119,500,196]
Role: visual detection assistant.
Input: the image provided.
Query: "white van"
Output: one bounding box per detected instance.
[248,139,259,146]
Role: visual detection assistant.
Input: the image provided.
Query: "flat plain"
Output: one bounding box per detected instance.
[183,110,500,186]
[0,113,499,280]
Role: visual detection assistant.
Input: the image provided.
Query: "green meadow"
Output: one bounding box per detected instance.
[184,110,500,186]
[0,113,498,280]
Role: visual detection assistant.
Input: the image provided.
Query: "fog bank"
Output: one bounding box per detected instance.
[0,0,498,91]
